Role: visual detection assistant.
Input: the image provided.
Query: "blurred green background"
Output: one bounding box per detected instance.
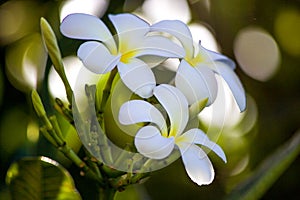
[0,0,299,199]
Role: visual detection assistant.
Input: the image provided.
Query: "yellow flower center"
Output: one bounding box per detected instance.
[186,53,204,67]
[175,135,185,144]
[120,51,137,63]
[167,123,179,138]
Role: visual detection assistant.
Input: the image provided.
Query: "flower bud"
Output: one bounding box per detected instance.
[40,17,73,103]
[40,18,63,75]
[31,90,46,117]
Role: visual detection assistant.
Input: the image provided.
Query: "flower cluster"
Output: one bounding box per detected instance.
[60,13,246,186]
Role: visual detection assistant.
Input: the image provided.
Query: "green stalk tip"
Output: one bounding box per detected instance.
[31,90,46,117]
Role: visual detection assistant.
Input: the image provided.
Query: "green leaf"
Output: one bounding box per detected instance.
[6,156,81,200]
[226,130,300,200]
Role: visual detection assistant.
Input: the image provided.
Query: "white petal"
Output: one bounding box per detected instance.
[151,20,194,59]
[117,58,156,98]
[178,143,215,186]
[60,13,117,53]
[135,36,185,58]
[119,100,168,135]
[213,62,246,111]
[78,41,120,74]
[109,13,150,52]
[194,42,235,70]
[179,129,227,163]
[203,45,236,70]
[175,60,218,105]
[135,126,175,159]
[153,84,189,137]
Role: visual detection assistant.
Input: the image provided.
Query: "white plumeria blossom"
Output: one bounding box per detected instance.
[60,13,184,98]
[119,84,226,185]
[150,20,246,111]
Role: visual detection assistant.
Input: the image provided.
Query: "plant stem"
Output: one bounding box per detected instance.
[99,188,117,200]
[99,68,117,114]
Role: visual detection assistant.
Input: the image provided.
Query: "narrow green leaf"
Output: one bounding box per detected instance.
[226,130,300,200]
[6,156,81,200]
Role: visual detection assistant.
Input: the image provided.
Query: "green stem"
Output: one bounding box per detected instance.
[54,98,74,124]
[99,188,117,200]
[31,90,104,185]
[130,159,152,184]
[58,142,104,186]
[83,147,103,180]
[99,68,117,113]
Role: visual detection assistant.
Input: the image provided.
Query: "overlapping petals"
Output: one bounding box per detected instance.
[119,84,226,185]
[108,13,149,53]
[117,59,156,98]
[59,11,247,187]
[60,13,184,98]
[60,13,117,54]
[153,84,189,137]
[150,20,246,111]
[134,126,175,159]
[151,20,194,59]
[119,99,167,135]
[175,60,218,105]
[177,129,227,162]
[77,41,120,74]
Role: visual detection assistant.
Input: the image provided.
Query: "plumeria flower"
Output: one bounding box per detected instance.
[150,20,246,111]
[60,13,184,98]
[119,84,226,185]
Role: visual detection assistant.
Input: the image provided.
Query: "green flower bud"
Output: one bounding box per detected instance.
[31,90,53,130]
[31,90,46,117]
[40,17,73,104]
[40,18,63,74]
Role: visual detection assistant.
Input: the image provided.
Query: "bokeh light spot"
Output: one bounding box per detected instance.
[234,27,281,81]
[230,154,250,176]
[60,0,108,22]
[274,8,300,56]
[189,23,219,52]
[27,120,39,143]
[0,1,40,45]
[48,56,99,102]
[141,0,191,23]
[0,8,21,38]
[231,95,258,138]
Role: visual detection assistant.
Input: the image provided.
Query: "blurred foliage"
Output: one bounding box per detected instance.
[226,130,300,200]
[0,0,299,199]
[6,156,81,199]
